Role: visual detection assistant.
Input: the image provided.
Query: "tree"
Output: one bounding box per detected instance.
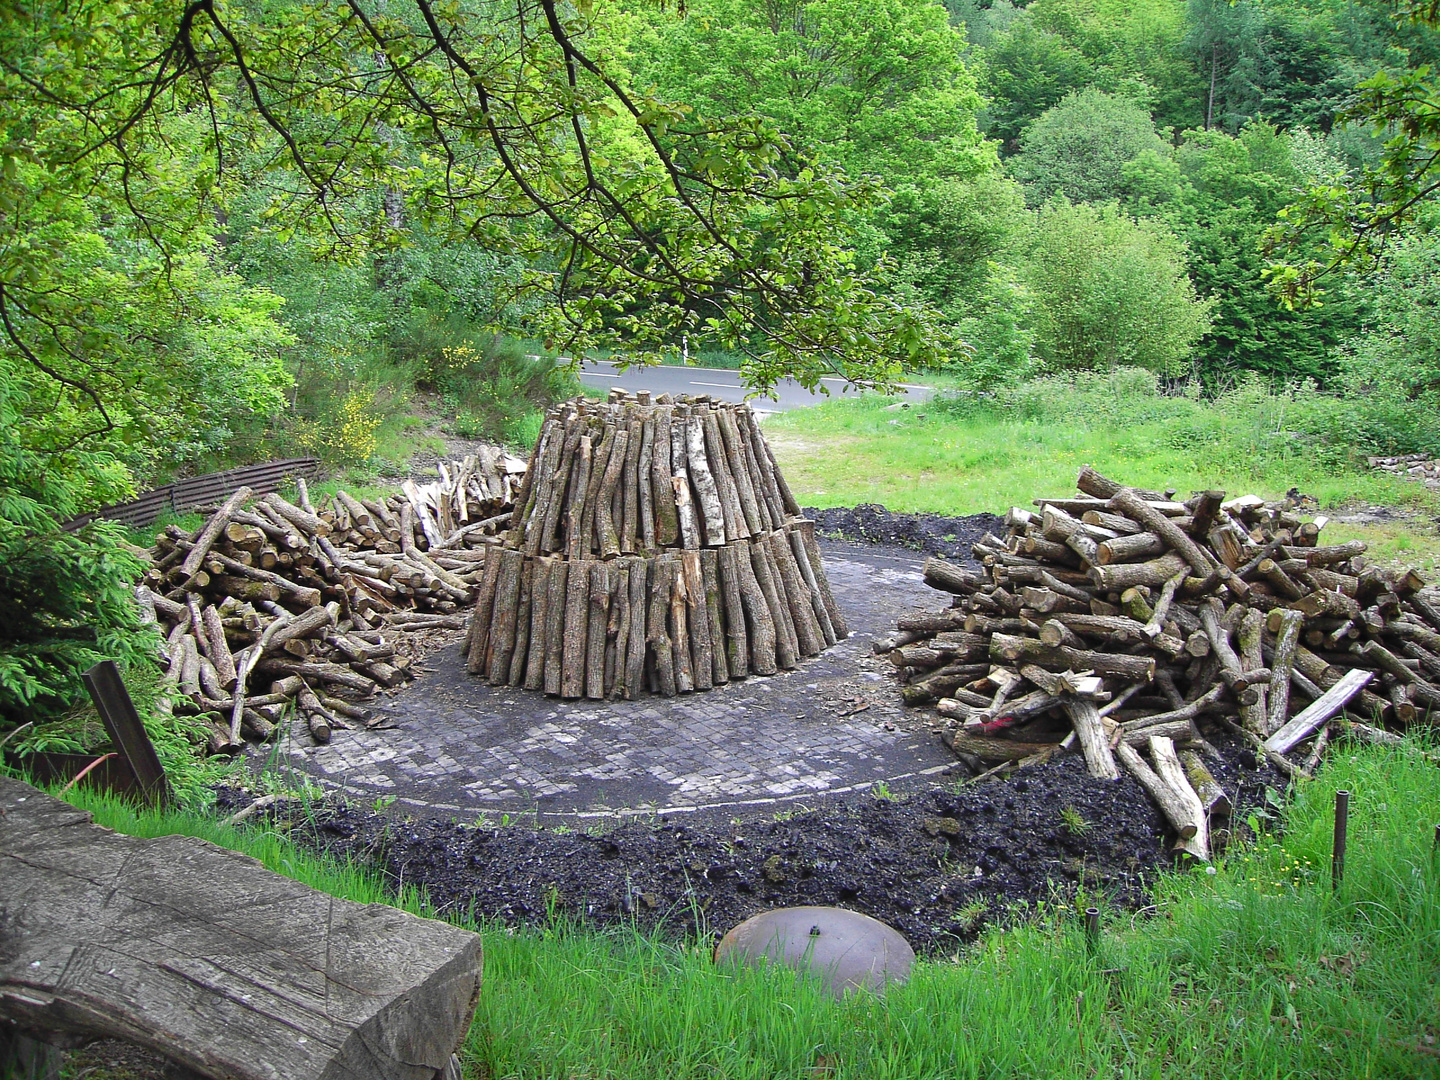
[1124,125,1365,382]
[977,18,1097,151]
[1011,89,1168,203]
[873,173,1029,318]
[975,0,1204,149]
[629,0,995,188]
[1023,198,1212,372]
[0,358,154,730]
[1342,217,1440,420]
[0,0,951,426]
[1265,2,1440,301]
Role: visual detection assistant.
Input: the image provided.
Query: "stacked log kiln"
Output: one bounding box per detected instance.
[464,392,847,698]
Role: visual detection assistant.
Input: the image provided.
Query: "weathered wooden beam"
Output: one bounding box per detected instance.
[0,777,482,1080]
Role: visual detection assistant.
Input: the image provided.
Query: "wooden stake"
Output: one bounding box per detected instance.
[586,561,611,700]
[701,549,730,685]
[682,550,714,691]
[543,560,569,696]
[560,559,590,698]
[524,558,553,691]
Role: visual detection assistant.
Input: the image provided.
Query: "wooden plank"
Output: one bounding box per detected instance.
[0,776,482,1080]
[1263,669,1374,754]
[80,662,170,807]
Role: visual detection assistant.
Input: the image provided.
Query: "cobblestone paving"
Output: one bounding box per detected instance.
[273,542,956,818]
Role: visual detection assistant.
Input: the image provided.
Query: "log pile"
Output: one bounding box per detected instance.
[1368,452,1440,490]
[133,455,524,753]
[879,466,1439,860]
[465,391,846,698]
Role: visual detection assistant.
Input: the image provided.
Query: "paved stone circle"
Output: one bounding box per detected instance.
[272,542,956,819]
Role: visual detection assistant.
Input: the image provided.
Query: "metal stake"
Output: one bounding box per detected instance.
[1332,789,1350,891]
[1083,907,1100,954]
[82,660,171,806]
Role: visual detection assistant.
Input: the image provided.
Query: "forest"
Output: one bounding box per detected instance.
[4,0,1440,739]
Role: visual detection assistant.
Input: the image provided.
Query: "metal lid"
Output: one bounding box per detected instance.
[715,906,914,997]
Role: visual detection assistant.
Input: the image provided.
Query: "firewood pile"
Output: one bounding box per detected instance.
[1368,453,1440,489]
[465,391,846,698]
[879,466,1438,860]
[132,453,525,753]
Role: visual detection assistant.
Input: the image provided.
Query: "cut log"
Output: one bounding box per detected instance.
[1115,740,1198,841]
[740,539,787,669]
[543,560,569,696]
[1148,735,1209,860]
[943,730,1060,761]
[523,558,553,691]
[181,487,255,578]
[989,633,1156,681]
[624,557,650,698]
[1063,698,1119,780]
[647,556,678,696]
[682,551,715,692]
[1265,608,1305,735]
[0,776,481,1080]
[586,561,612,700]
[560,559,591,699]
[1180,749,1232,816]
[488,549,524,685]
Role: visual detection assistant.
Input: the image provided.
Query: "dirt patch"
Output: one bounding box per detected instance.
[233,727,1277,956]
[805,504,1005,560]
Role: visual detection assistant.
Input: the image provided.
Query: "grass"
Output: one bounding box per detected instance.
[36,736,1440,1079]
[767,372,1440,566]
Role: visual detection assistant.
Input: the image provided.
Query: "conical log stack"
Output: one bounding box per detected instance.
[464,391,847,698]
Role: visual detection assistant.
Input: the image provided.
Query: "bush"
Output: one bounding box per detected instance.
[1023,199,1212,374]
[423,336,582,444]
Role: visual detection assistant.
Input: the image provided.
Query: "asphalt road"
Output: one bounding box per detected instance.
[576,359,932,413]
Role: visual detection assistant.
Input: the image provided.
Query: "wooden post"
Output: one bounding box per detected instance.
[1332,789,1349,890]
[81,661,171,807]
